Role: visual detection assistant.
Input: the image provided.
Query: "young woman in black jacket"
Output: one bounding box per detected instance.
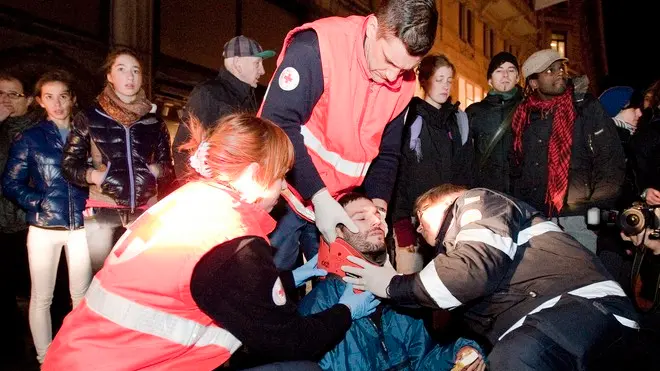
[2,70,91,364]
[61,47,175,272]
[391,55,472,273]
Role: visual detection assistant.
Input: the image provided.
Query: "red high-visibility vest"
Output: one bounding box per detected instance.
[42,182,276,371]
[260,15,415,201]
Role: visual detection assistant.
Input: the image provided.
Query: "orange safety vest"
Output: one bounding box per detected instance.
[260,15,415,207]
[42,182,276,371]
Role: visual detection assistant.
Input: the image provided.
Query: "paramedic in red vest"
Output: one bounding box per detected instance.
[259,0,439,270]
[42,113,380,371]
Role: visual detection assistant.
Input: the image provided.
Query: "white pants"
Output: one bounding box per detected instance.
[27,226,92,363]
[84,208,141,274]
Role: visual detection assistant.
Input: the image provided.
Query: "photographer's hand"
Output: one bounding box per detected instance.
[644,188,660,206]
[621,228,660,255]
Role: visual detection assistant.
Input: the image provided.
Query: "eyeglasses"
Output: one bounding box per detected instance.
[0,91,26,100]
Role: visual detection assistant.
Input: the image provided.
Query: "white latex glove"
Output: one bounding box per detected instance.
[312,188,358,242]
[341,255,398,298]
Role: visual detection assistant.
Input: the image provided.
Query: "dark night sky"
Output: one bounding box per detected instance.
[602,1,659,92]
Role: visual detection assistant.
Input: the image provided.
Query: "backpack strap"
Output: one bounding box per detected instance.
[455,109,469,146]
[479,100,521,170]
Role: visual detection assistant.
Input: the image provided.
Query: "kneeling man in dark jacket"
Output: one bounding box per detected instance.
[298,193,484,371]
[343,185,640,371]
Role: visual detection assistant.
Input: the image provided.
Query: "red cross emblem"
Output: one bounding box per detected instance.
[279,67,299,91]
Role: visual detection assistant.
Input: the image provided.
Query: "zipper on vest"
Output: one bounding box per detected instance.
[124,126,136,212]
[357,82,375,160]
[52,122,75,230]
[358,82,374,126]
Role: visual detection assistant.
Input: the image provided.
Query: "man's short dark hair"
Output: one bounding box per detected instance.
[376,0,438,56]
[0,70,26,92]
[337,192,370,209]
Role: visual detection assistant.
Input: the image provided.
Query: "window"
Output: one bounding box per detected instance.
[550,32,567,58]
[457,74,484,108]
[459,4,474,45]
[483,25,494,58]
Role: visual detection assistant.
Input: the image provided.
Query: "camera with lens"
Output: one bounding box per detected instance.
[618,202,660,239]
[587,202,660,239]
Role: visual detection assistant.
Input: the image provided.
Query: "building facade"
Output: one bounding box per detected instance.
[0,0,607,128]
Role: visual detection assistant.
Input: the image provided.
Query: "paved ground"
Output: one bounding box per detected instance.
[1,297,41,371]
[2,251,660,370]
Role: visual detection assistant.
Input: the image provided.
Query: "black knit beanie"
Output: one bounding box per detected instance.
[487,52,519,79]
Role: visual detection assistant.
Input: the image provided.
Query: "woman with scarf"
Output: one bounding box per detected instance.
[62,47,174,272]
[390,55,472,273]
[3,70,91,364]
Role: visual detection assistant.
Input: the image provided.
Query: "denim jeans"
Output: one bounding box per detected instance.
[269,203,320,271]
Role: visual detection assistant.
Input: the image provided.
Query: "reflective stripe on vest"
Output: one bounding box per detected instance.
[301,125,371,178]
[281,188,316,222]
[85,278,242,352]
[499,280,640,341]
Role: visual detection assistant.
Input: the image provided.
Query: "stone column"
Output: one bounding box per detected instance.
[110,0,154,98]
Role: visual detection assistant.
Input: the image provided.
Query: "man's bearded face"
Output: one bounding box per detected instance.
[338,198,387,256]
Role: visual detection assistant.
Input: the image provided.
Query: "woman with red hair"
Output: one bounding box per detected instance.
[44,113,379,371]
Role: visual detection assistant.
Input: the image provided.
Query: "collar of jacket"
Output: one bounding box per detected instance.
[205,180,277,234]
[612,116,634,134]
[434,200,458,248]
[484,85,523,105]
[411,97,457,127]
[1,109,44,138]
[217,68,253,98]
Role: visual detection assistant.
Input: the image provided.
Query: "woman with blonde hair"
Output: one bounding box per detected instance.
[44,113,379,371]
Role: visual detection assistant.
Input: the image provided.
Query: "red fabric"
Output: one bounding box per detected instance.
[394,218,417,247]
[43,182,276,371]
[511,87,576,215]
[85,198,149,210]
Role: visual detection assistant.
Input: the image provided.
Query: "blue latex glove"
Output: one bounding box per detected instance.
[338,283,381,320]
[292,254,327,288]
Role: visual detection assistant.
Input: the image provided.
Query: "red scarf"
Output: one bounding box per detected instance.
[511,87,576,215]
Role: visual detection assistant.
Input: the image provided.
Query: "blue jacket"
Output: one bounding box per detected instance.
[2,119,88,229]
[298,275,481,371]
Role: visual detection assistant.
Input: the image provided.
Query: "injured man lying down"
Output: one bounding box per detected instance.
[298,192,485,371]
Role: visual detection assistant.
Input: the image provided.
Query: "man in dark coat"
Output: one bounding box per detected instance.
[171,35,275,179]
